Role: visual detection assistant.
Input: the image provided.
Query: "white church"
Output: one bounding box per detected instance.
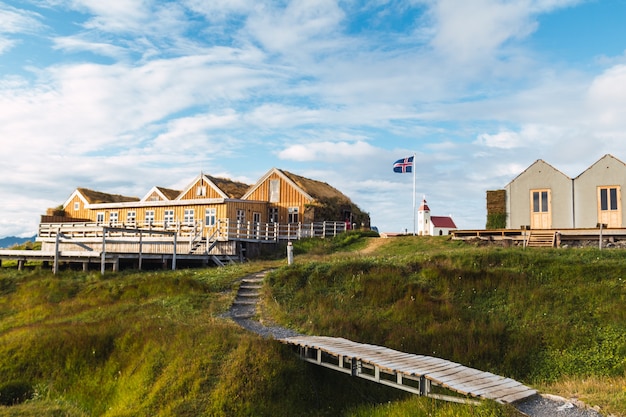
[417,199,457,236]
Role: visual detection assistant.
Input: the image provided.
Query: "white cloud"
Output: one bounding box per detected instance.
[52,36,128,59]
[475,130,523,149]
[0,3,43,34]
[587,64,626,129]
[278,140,379,162]
[245,0,346,55]
[66,0,153,33]
[427,0,536,63]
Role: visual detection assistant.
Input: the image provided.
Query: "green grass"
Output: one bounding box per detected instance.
[1,233,625,416]
[267,235,626,415]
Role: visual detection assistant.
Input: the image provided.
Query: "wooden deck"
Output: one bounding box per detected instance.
[452,227,626,248]
[279,335,536,405]
[0,221,349,273]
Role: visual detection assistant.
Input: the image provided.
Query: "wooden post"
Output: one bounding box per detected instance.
[287,241,294,265]
[138,231,143,270]
[598,223,606,250]
[53,230,60,275]
[101,227,107,275]
[172,233,177,270]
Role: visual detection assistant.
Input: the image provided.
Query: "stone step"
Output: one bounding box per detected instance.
[232,314,254,320]
[238,292,260,298]
[233,300,257,306]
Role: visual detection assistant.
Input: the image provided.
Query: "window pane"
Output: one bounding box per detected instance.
[269,180,280,203]
[205,208,216,226]
[610,188,618,210]
[600,189,608,211]
[533,192,540,213]
[541,191,548,212]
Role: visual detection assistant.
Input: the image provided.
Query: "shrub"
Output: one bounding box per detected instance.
[0,381,33,406]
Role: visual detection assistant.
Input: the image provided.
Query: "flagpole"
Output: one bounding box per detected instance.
[412,153,416,235]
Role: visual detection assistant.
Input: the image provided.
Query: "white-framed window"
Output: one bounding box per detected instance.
[184,209,195,225]
[253,212,261,224]
[109,212,118,225]
[288,207,299,223]
[145,210,155,225]
[96,212,105,224]
[74,202,79,211]
[269,207,279,223]
[269,179,280,203]
[236,209,245,224]
[196,186,206,197]
[127,211,136,225]
[164,210,174,227]
[205,208,216,227]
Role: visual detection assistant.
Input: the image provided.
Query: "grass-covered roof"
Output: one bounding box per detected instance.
[77,188,139,204]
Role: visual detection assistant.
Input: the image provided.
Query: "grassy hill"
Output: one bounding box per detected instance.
[0,232,624,416]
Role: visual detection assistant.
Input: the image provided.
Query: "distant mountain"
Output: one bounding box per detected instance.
[0,236,36,249]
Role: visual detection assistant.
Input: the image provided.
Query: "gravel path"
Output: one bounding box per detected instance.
[515,394,605,417]
[226,271,608,417]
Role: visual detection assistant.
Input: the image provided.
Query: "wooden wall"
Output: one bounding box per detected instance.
[244,171,312,223]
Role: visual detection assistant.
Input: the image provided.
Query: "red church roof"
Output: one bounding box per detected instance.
[431,216,457,229]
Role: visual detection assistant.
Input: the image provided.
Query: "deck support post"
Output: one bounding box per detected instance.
[419,376,430,396]
[17,259,24,271]
[138,232,143,270]
[53,231,60,275]
[172,234,177,270]
[101,227,107,275]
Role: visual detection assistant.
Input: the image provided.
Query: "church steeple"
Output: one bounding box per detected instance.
[417,198,431,235]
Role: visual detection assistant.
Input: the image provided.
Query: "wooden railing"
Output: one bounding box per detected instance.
[38,220,348,242]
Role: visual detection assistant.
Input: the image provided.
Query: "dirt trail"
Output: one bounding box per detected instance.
[358,236,389,255]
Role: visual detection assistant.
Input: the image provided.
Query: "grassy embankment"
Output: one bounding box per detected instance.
[266,233,626,416]
[0,233,624,416]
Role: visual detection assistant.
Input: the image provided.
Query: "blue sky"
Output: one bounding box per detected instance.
[2,0,626,237]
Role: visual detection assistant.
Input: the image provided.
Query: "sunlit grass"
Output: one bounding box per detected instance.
[536,375,626,417]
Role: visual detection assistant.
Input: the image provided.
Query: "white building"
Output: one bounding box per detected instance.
[502,154,626,229]
[417,199,457,236]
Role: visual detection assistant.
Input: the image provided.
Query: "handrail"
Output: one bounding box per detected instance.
[39,220,348,242]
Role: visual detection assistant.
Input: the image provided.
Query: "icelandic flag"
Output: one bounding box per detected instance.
[393,156,413,173]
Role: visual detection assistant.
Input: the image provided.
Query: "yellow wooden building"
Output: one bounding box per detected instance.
[42,168,370,240]
[14,168,371,271]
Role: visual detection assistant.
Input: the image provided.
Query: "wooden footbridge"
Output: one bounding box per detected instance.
[278,335,536,405]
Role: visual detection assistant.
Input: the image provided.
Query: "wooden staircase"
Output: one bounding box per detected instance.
[526,231,555,248]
